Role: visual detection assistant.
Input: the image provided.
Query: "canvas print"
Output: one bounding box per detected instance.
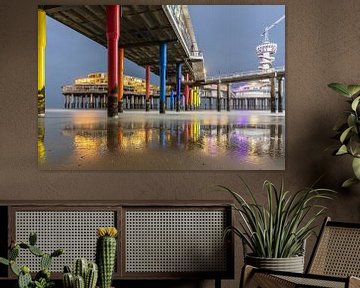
[37,5,285,170]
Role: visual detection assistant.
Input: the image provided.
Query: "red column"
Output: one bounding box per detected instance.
[118,47,124,113]
[145,65,150,111]
[185,73,189,111]
[106,5,120,117]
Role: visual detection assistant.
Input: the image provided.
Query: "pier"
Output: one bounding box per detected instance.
[39,5,285,117]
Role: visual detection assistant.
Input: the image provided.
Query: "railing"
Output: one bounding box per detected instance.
[190,50,203,58]
[62,84,107,94]
[164,5,203,60]
[206,66,285,81]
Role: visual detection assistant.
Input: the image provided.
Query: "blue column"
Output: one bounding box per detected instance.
[176,63,182,112]
[159,42,167,114]
[170,89,174,110]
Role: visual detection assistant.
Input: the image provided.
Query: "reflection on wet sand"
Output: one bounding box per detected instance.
[38,110,285,170]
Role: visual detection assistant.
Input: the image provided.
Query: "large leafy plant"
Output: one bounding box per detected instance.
[328,83,360,187]
[222,180,334,258]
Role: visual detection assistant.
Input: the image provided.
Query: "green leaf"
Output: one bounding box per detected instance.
[347,85,360,97]
[0,257,9,266]
[10,261,20,276]
[342,177,360,188]
[347,114,356,128]
[328,83,351,97]
[340,127,353,143]
[336,144,348,155]
[351,96,360,111]
[348,135,360,157]
[352,157,360,179]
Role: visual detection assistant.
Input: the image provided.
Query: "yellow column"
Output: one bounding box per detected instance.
[118,48,124,113]
[38,10,46,116]
[195,87,199,108]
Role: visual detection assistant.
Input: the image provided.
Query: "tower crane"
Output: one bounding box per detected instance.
[261,15,285,42]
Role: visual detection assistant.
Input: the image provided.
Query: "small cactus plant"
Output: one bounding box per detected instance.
[96,227,118,288]
[62,259,98,288]
[0,232,63,288]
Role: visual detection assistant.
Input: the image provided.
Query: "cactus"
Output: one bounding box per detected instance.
[18,270,32,288]
[29,232,37,246]
[29,245,44,257]
[9,246,19,260]
[35,268,50,282]
[63,260,98,288]
[74,258,87,279]
[0,257,9,266]
[85,263,98,288]
[63,272,74,288]
[74,275,85,288]
[0,233,63,288]
[96,227,118,288]
[10,260,20,276]
[41,253,52,270]
[64,265,72,273]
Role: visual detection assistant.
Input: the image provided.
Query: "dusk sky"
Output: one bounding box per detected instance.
[45,5,285,108]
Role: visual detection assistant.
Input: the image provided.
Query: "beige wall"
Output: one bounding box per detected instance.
[0,0,359,287]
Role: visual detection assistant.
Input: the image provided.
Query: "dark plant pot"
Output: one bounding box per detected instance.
[245,254,305,273]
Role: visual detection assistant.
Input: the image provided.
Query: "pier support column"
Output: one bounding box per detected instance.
[217,82,221,112]
[277,77,283,113]
[189,89,193,110]
[185,74,189,111]
[170,90,174,110]
[90,93,94,108]
[270,77,276,113]
[227,83,231,112]
[176,63,182,112]
[159,42,167,114]
[106,5,120,118]
[145,64,150,111]
[118,47,124,113]
[38,9,46,116]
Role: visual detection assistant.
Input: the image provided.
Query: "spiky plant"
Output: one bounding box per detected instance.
[96,227,118,288]
[328,83,360,187]
[0,232,63,288]
[222,179,335,258]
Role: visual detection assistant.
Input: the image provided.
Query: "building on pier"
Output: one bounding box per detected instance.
[63,72,170,110]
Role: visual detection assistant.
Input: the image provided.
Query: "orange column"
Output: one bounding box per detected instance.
[118,47,124,113]
[145,65,150,111]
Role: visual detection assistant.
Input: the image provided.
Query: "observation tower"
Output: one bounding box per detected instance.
[256,15,285,73]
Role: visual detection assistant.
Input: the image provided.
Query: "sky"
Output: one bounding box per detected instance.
[45,5,285,108]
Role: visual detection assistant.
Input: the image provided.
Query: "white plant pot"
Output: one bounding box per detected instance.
[245,254,305,273]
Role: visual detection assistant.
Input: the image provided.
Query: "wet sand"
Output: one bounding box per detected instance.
[38,109,285,170]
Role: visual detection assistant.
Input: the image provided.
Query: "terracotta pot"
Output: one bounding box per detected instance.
[245,254,305,273]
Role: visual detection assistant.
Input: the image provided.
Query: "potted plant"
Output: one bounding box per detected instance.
[328,83,360,187]
[222,179,335,273]
[0,232,64,288]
